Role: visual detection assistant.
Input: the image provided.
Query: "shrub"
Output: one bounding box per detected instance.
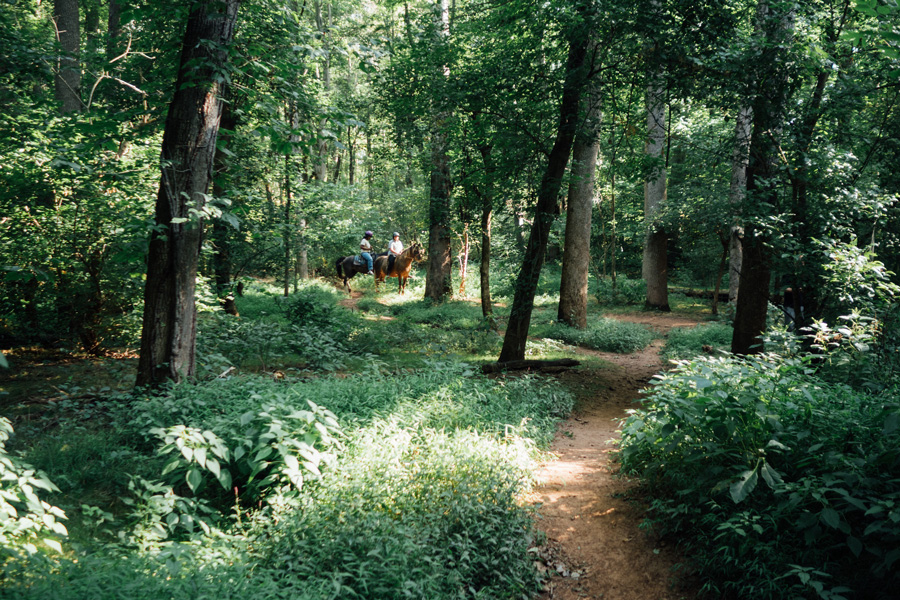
[661,321,733,360]
[619,354,900,599]
[591,274,646,305]
[545,317,654,353]
[0,418,68,561]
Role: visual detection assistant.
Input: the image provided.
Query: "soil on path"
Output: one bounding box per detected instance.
[532,312,702,600]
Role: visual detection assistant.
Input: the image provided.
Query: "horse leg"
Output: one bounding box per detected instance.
[398,275,405,295]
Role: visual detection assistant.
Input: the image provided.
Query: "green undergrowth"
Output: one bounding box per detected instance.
[3,360,573,600]
[539,317,655,354]
[620,354,900,599]
[661,321,733,360]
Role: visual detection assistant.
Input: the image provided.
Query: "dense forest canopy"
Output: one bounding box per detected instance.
[1,0,900,598]
[2,0,899,362]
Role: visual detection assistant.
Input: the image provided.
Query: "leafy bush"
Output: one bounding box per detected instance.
[198,282,373,372]
[591,274,647,305]
[544,317,654,353]
[263,426,541,599]
[0,418,68,560]
[130,380,342,509]
[619,354,900,599]
[662,321,733,360]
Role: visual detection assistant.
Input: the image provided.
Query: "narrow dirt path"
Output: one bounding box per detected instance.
[532,313,701,600]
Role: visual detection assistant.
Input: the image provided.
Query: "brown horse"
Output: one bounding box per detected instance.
[374,242,425,294]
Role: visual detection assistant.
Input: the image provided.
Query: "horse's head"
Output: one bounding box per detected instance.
[410,242,426,262]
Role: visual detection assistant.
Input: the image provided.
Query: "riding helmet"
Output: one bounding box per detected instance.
[364,230,373,238]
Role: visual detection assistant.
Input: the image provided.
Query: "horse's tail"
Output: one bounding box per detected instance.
[335,257,344,279]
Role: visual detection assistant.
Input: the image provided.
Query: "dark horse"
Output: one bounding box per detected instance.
[336,253,374,294]
[374,242,425,294]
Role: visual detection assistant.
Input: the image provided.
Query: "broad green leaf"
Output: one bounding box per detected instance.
[186,468,203,493]
[820,507,841,529]
[730,467,758,504]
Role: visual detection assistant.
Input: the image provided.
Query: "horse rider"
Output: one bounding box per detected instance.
[360,230,375,275]
[387,232,403,273]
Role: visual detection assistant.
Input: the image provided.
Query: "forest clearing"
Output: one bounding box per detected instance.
[3,0,900,598]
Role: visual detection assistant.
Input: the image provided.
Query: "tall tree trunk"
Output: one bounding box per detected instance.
[283,152,293,297]
[137,0,240,387]
[478,143,494,320]
[499,22,589,362]
[211,94,237,307]
[728,106,752,303]
[313,0,331,183]
[558,67,601,328]
[424,0,453,302]
[53,0,81,113]
[732,0,794,355]
[642,80,669,311]
[107,0,122,61]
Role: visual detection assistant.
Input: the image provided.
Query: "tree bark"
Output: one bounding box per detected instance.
[211,94,237,303]
[53,0,81,113]
[478,143,494,320]
[424,0,453,302]
[642,81,669,311]
[499,23,589,362]
[558,68,601,328]
[728,106,752,303]
[731,0,794,355]
[137,0,240,387]
[107,0,122,61]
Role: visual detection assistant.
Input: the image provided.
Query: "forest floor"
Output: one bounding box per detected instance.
[530,311,702,600]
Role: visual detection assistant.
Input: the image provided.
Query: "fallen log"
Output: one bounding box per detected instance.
[481,358,580,374]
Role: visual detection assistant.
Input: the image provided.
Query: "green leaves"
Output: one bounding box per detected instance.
[0,418,67,556]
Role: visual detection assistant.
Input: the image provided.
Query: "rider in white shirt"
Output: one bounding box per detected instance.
[387,232,403,273]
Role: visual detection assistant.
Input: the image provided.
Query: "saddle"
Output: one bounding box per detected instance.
[353,254,365,266]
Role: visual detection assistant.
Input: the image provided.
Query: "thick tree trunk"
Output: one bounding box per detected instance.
[728,106,752,303]
[642,81,669,311]
[558,73,601,328]
[424,0,453,302]
[731,0,794,355]
[53,0,81,113]
[499,26,589,363]
[137,0,240,387]
[107,0,122,61]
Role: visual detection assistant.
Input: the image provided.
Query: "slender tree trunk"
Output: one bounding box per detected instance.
[53,0,81,113]
[313,0,331,183]
[478,144,494,320]
[137,0,240,387]
[499,22,589,362]
[283,151,293,297]
[458,224,469,295]
[425,0,453,302]
[642,81,669,311]
[558,67,601,328]
[732,0,794,355]
[728,106,752,303]
[212,94,237,311]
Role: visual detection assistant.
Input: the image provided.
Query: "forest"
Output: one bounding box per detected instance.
[1,0,899,598]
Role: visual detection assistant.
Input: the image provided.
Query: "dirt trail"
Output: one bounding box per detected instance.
[532,312,701,600]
